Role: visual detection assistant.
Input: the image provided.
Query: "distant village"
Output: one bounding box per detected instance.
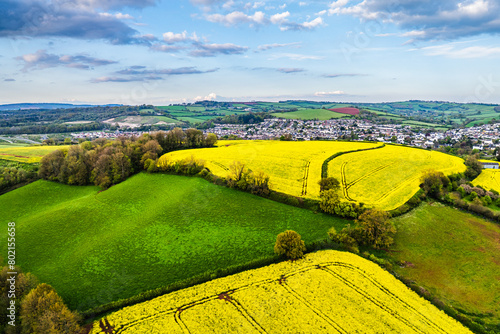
[69,118,500,154]
[205,119,500,151]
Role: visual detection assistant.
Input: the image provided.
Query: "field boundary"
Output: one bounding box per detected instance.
[321,143,385,179]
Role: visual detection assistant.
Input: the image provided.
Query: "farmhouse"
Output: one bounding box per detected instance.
[482,162,500,169]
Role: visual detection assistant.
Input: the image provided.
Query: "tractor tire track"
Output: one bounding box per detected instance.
[281,280,347,334]
[321,263,449,334]
[103,260,450,334]
[301,160,311,196]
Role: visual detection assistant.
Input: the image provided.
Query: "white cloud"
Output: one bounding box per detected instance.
[206,11,267,26]
[419,43,500,58]
[269,53,324,60]
[222,0,235,9]
[257,42,301,51]
[328,0,500,40]
[314,91,345,96]
[194,93,218,101]
[280,16,324,31]
[99,12,134,20]
[270,11,290,24]
[190,43,249,57]
[302,17,324,29]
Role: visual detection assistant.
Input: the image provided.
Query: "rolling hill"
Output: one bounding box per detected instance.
[0,173,348,311]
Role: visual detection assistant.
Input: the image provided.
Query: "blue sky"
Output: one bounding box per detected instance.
[1,0,500,105]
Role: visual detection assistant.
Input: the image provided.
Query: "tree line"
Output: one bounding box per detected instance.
[39,128,217,188]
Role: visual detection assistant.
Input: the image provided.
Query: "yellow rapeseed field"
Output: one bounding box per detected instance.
[0,145,70,163]
[158,140,381,198]
[327,144,466,210]
[91,250,471,334]
[473,169,500,193]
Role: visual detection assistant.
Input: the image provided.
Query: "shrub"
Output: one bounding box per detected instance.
[274,230,306,260]
[318,177,340,192]
[420,170,450,198]
[355,209,396,249]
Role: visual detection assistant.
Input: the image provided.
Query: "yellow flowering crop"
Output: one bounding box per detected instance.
[0,145,70,163]
[158,140,380,198]
[91,250,472,334]
[473,169,500,193]
[327,144,466,210]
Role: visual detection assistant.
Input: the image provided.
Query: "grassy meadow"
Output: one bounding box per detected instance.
[271,108,349,120]
[391,202,500,324]
[0,173,348,311]
[327,145,466,210]
[91,250,471,334]
[159,140,381,198]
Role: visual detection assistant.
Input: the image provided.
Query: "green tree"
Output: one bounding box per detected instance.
[464,155,483,179]
[354,209,395,249]
[274,230,306,260]
[204,133,218,147]
[327,226,359,253]
[20,283,82,334]
[229,161,246,183]
[420,170,450,198]
[0,266,38,334]
[318,177,340,192]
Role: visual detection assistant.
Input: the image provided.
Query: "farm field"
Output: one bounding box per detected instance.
[90,250,471,334]
[159,140,382,198]
[271,108,349,120]
[0,173,348,311]
[327,145,466,210]
[473,169,500,193]
[391,202,500,325]
[104,115,181,127]
[0,144,70,163]
[328,107,360,115]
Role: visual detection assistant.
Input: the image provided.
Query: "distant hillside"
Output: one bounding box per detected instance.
[0,103,121,111]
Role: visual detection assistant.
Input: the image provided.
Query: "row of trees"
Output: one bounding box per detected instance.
[0,166,38,194]
[39,128,217,188]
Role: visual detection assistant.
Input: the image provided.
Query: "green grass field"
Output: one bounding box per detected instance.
[390,202,500,324]
[271,108,349,120]
[0,173,348,311]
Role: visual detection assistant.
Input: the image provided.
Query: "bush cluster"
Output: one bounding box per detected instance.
[327,208,396,253]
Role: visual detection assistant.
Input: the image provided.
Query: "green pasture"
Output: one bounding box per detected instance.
[0,173,348,311]
[271,108,349,120]
[391,202,500,324]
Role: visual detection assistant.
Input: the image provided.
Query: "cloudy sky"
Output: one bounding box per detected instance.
[1,0,500,105]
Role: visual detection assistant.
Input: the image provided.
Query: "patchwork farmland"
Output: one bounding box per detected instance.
[90,250,471,334]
